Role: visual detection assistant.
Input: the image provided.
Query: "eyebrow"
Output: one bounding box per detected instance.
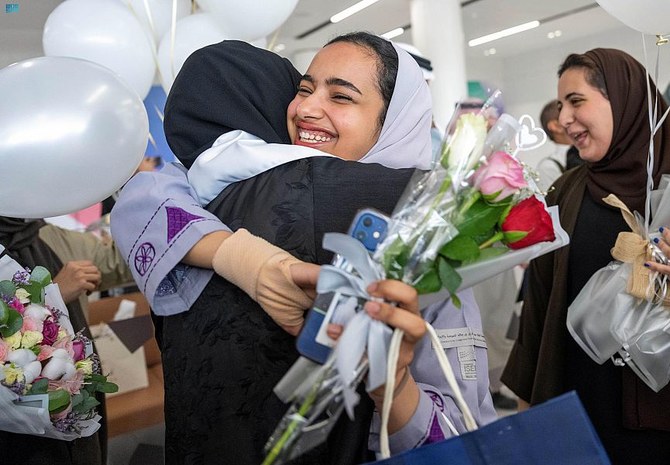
[564,92,584,100]
[302,74,362,95]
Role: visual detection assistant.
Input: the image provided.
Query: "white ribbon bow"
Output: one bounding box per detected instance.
[317,233,391,419]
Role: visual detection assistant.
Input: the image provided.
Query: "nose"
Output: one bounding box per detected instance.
[296,91,324,120]
[558,105,573,129]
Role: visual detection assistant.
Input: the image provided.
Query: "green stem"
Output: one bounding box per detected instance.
[479,231,503,250]
[261,379,321,465]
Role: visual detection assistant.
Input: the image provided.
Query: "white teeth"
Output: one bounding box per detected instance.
[299,130,331,143]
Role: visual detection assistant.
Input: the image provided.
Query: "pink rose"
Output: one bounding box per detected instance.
[37,345,55,361]
[72,339,86,362]
[8,297,25,314]
[472,151,527,202]
[0,340,8,362]
[21,316,43,333]
[42,320,59,346]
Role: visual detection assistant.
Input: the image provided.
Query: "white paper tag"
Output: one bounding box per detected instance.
[435,327,487,349]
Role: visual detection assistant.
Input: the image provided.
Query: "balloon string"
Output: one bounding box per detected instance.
[169,0,178,84]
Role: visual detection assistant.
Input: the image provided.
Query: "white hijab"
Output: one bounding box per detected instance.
[189,43,433,205]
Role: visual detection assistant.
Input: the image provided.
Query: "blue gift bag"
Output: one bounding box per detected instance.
[367,391,611,465]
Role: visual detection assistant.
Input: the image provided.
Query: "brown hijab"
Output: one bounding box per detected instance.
[580,48,670,214]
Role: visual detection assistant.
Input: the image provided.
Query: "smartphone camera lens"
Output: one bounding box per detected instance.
[356,231,367,241]
[362,216,373,227]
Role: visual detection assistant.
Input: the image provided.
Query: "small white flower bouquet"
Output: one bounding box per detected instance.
[0,245,117,440]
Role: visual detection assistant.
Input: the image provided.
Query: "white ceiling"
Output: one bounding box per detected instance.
[0,0,627,64]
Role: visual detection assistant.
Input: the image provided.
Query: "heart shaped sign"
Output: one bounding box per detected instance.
[515,114,547,151]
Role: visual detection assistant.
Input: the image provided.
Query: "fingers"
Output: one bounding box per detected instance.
[326,323,343,341]
[649,226,670,276]
[290,262,320,294]
[366,280,419,314]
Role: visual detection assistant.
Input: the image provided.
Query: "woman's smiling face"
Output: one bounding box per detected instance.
[286,41,385,161]
[557,67,613,163]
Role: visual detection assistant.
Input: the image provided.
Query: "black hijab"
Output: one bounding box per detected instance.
[164,40,301,168]
[583,48,670,213]
[0,217,61,273]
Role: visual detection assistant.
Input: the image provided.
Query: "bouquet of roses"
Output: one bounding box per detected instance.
[377,111,558,306]
[262,108,568,464]
[0,249,117,440]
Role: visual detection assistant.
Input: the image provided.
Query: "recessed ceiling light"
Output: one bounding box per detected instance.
[330,0,381,23]
[468,21,541,47]
[381,27,405,40]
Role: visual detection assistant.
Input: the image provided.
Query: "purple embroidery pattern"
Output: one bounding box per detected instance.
[134,242,156,276]
[426,389,445,412]
[166,207,203,243]
[424,413,446,445]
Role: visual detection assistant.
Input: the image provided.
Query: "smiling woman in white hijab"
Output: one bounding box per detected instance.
[111,33,496,465]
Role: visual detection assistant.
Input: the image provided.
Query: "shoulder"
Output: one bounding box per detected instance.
[546,164,588,206]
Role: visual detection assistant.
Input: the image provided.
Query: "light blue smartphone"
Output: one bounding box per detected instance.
[295,208,389,364]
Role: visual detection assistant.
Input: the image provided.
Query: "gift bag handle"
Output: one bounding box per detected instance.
[379,324,478,458]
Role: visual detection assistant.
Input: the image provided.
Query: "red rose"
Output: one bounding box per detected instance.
[502,196,555,249]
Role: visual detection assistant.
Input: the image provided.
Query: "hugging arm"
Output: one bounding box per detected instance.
[110,162,316,327]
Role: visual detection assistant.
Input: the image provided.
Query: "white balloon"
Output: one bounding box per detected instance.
[196,0,298,41]
[597,0,670,36]
[0,57,149,219]
[116,0,191,46]
[43,0,156,100]
[157,13,229,93]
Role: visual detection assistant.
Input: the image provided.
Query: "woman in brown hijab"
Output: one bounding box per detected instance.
[502,48,670,464]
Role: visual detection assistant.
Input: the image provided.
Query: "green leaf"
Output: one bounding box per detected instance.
[30,266,52,287]
[28,377,49,395]
[0,300,8,326]
[71,392,84,408]
[503,230,528,244]
[438,257,462,295]
[0,308,23,338]
[0,280,17,298]
[451,293,462,309]
[439,235,480,262]
[22,282,44,305]
[97,381,119,394]
[382,237,410,280]
[48,389,71,413]
[72,396,100,414]
[456,198,507,237]
[413,266,442,294]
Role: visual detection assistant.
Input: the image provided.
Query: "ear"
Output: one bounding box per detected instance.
[546,119,563,137]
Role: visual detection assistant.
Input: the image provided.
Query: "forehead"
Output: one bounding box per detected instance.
[306,42,379,87]
[558,67,593,98]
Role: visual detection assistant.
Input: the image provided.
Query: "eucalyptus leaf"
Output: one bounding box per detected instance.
[30,266,52,287]
[0,300,8,326]
[97,381,119,394]
[48,389,71,413]
[28,377,49,394]
[0,280,17,298]
[0,308,23,338]
[23,282,44,305]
